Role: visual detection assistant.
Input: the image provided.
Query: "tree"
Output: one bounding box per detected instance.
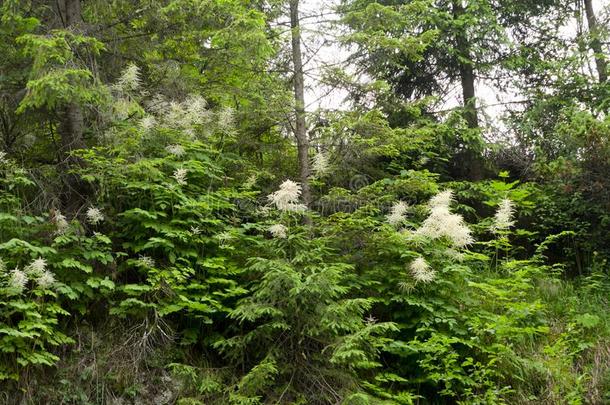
[1,0,282,206]
[289,0,312,206]
[452,0,478,129]
[583,0,608,83]
[338,0,505,180]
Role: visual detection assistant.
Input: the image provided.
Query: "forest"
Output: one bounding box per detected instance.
[1,0,610,403]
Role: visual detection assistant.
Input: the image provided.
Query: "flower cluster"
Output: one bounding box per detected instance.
[311,153,330,177]
[387,201,409,227]
[148,94,170,116]
[86,207,104,225]
[268,224,288,239]
[8,268,28,293]
[185,95,208,125]
[414,190,474,248]
[138,92,217,135]
[140,115,157,131]
[154,95,212,130]
[429,189,454,209]
[36,270,56,289]
[166,101,188,128]
[409,257,436,283]
[166,144,186,157]
[138,255,155,268]
[7,257,58,292]
[173,168,188,186]
[25,257,47,277]
[113,98,138,120]
[267,180,307,212]
[116,63,141,92]
[491,198,515,232]
[443,248,465,262]
[217,107,234,131]
[52,210,69,235]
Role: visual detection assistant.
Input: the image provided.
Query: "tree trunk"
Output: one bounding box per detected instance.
[59,0,86,154]
[452,0,478,129]
[583,0,608,83]
[452,0,483,180]
[58,0,89,211]
[289,0,312,207]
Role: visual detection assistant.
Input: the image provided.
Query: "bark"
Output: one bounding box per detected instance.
[452,0,478,129]
[58,0,86,153]
[58,0,89,211]
[289,0,312,207]
[583,0,608,83]
[451,0,483,181]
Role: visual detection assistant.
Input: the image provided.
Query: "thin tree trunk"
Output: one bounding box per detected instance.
[58,0,89,211]
[452,0,478,129]
[59,0,86,154]
[452,0,483,180]
[289,0,312,207]
[583,0,608,83]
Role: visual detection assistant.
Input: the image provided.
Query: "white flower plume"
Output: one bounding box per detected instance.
[26,257,47,277]
[173,168,188,186]
[387,201,409,227]
[113,98,137,120]
[116,63,141,92]
[138,255,155,268]
[166,144,186,157]
[218,107,234,131]
[409,257,436,284]
[8,268,28,293]
[491,198,515,232]
[268,224,288,239]
[429,189,454,209]
[52,210,69,235]
[415,190,474,248]
[36,270,56,289]
[185,94,208,125]
[86,207,104,225]
[267,180,307,212]
[140,115,157,131]
[166,101,188,128]
[311,153,330,177]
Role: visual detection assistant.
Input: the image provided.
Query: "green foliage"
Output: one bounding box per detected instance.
[215,224,396,403]
[1,0,609,403]
[16,30,106,112]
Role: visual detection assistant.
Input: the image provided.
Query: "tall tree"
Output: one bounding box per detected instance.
[289,0,312,206]
[339,0,497,180]
[452,0,478,129]
[583,0,608,83]
[57,0,86,158]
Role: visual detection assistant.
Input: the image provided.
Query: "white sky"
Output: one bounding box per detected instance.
[297,0,610,132]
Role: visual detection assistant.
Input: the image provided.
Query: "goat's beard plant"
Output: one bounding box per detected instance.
[373,190,552,402]
[309,184,554,403]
